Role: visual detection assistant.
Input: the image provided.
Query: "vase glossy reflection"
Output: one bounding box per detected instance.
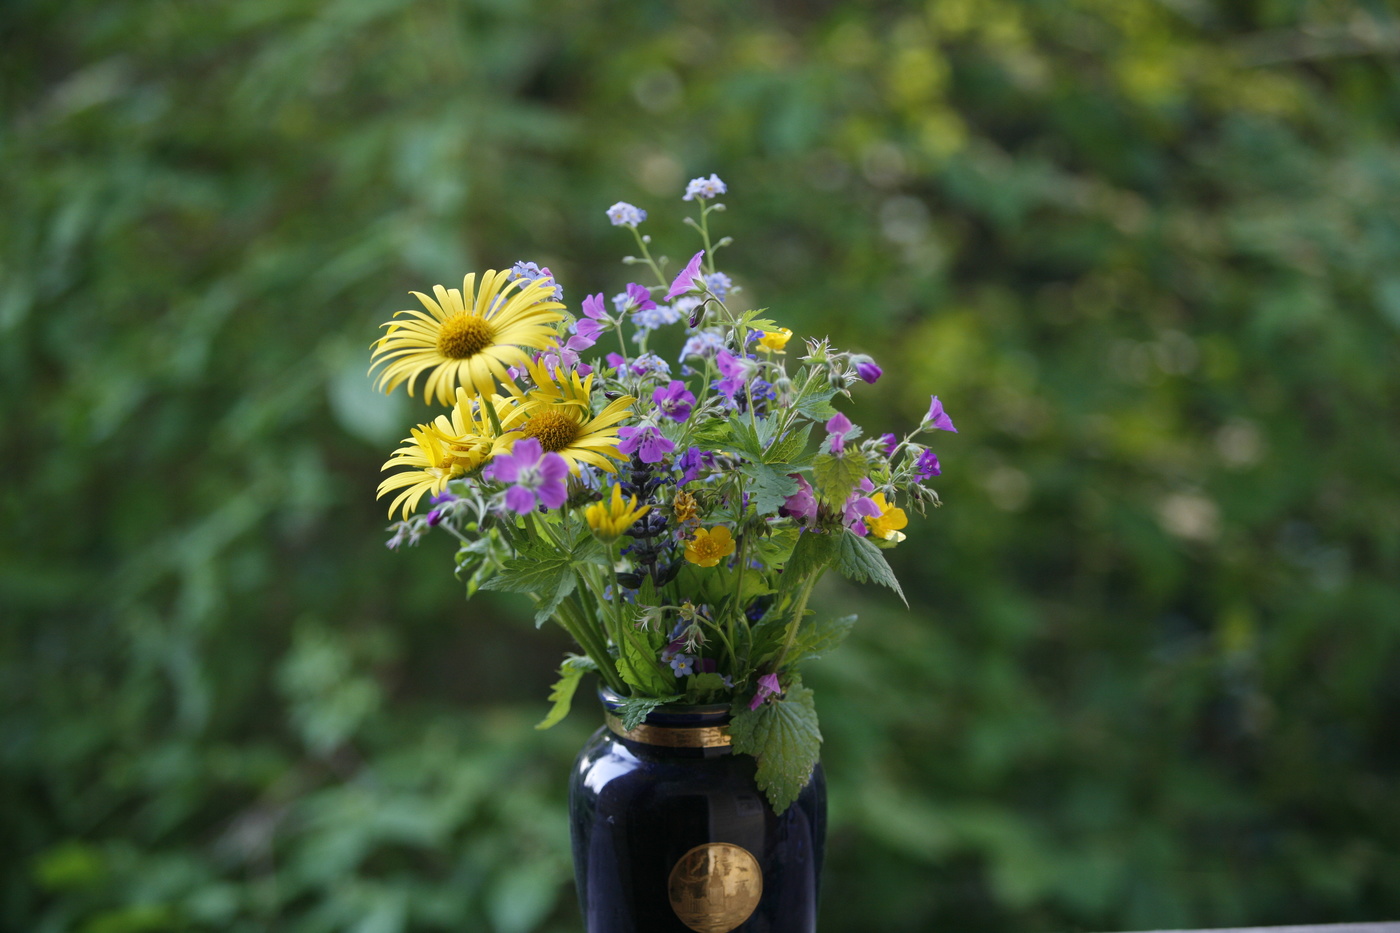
[569,689,826,933]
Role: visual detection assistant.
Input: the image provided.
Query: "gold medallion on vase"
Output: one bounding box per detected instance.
[667,842,763,933]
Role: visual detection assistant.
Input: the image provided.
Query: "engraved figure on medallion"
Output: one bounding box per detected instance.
[667,842,763,933]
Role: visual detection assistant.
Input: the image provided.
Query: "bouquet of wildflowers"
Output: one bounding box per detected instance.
[370,175,956,812]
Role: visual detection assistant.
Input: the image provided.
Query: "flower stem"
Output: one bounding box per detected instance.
[772,571,821,672]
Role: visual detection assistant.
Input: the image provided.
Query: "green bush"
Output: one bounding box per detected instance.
[4,1,1398,930]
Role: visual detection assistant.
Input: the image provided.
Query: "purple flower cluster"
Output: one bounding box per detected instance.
[606,202,647,227]
[683,174,727,201]
[508,261,563,302]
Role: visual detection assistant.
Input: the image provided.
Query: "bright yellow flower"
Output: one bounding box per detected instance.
[864,492,908,543]
[585,485,651,541]
[376,389,519,518]
[755,327,793,354]
[685,526,736,568]
[370,271,566,405]
[513,363,635,474]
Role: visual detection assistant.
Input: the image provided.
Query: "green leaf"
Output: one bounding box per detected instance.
[481,541,572,595]
[835,531,907,605]
[795,387,839,421]
[781,529,838,588]
[729,679,822,814]
[740,461,800,516]
[617,627,673,697]
[812,451,869,504]
[616,694,681,730]
[765,423,812,464]
[535,655,597,730]
[685,672,730,702]
[786,614,857,665]
[533,572,578,628]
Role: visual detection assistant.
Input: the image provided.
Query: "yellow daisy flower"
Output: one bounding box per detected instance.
[755,327,793,354]
[369,270,566,405]
[585,485,651,541]
[864,492,908,543]
[514,365,635,474]
[376,390,519,518]
[685,526,736,568]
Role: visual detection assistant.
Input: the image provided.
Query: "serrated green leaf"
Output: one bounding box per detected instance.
[535,655,597,730]
[786,614,857,665]
[616,694,682,730]
[835,531,907,605]
[765,423,812,464]
[730,680,822,814]
[812,451,869,504]
[795,387,839,421]
[740,461,800,515]
[481,541,572,595]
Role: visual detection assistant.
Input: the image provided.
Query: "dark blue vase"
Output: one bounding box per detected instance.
[569,689,827,933]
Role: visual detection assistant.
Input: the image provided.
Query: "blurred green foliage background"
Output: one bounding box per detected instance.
[4,0,1399,930]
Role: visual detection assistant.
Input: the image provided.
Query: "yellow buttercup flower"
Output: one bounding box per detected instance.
[755,327,793,354]
[377,390,520,519]
[370,270,566,405]
[864,492,908,543]
[585,485,651,541]
[514,363,635,474]
[685,526,736,568]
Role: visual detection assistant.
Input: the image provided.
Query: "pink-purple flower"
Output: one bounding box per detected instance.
[653,380,696,423]
[825,412,854,455]
[855,359,883,384]
[779,474,817,523]
[843,478,881,535]
[749,672,783,710]
[482,437,569,514]
[666,250,706,301]
[618,425,676,464]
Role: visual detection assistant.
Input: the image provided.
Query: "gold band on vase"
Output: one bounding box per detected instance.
[605,713,733,749]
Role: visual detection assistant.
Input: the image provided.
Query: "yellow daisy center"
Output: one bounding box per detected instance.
[522,410,580,452]
[437,314,496,359]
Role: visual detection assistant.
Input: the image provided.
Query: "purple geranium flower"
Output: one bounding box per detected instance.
[666,250,706,301]
[855,359,883,384]
[618,425,676,464]
[653,380,696,423]
[878,433,898,455]
[914,448,942,480]
[606,352,628,371]
[749,672,783,710]
[619,282,657,313]
[677,447,704,485]
[714,349,750,403]
[924,396,957,433]
[482,437,569,514]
